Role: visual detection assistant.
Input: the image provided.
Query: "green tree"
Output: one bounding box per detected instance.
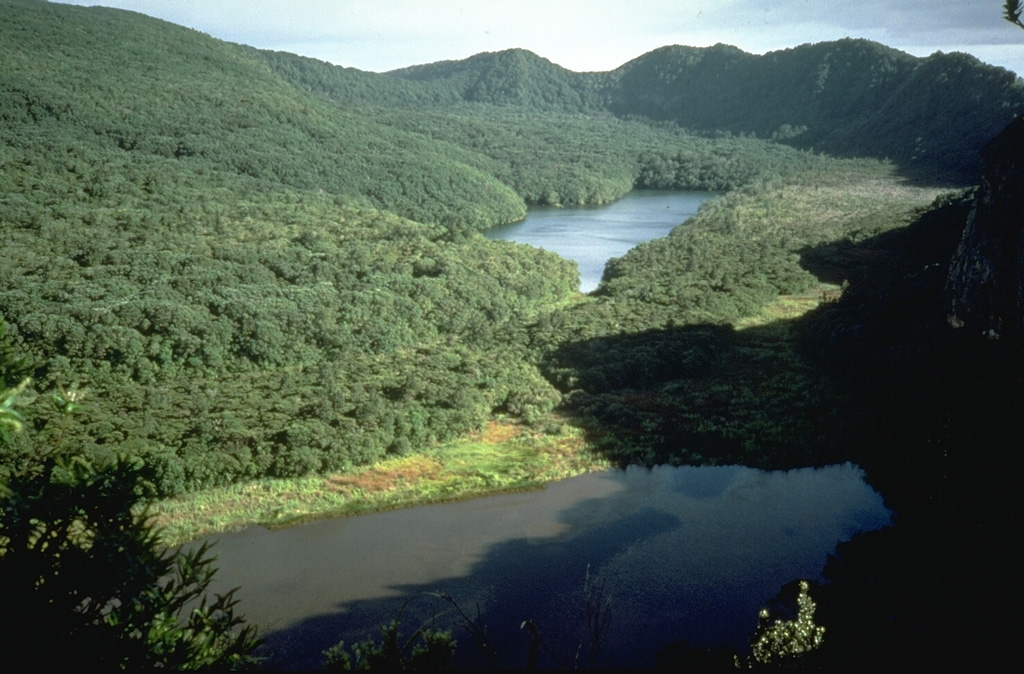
[0,335,260,670]
[0,457,260,669]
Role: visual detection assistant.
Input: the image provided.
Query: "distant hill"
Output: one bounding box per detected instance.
[606,39,1024,182]
[382,39,1024,182]
[386,48,609,112]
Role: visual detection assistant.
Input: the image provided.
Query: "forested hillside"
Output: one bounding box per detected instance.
[0,0,890,495]
[1,0,1018,502]
[0,0,588,493]
[386,39,1024,183]
[0,0,530,229]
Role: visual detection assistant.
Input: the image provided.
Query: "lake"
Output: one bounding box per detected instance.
[198,192,890,669]
[483,190,715,293]
[204,464,889,670]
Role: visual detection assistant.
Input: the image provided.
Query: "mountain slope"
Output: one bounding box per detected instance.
[0,0,526,228]
[386,38,1024,183]
[2,0,1020,498]
[0,0,580,493]
[387,48,608,112]
[606,39,1024,181]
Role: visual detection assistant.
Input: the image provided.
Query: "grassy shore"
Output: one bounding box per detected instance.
[150,416,608,547]
[149,283,853,548]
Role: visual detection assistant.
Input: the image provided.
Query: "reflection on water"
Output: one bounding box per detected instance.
[202,463,890,669]
[483,190,715,293]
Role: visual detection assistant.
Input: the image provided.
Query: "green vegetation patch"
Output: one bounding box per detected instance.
[535,168,955,468]
[148,418,606,546]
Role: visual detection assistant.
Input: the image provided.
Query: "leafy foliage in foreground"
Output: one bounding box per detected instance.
[323,598,457,671]
[0,332,260,667]
[1,331,261,667]
[0,449,259,669]
[740,581,825,668]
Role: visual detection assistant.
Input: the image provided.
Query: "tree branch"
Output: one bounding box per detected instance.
[1005,1,1024,31]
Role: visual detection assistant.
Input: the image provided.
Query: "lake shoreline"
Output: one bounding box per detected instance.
[150,416,609,546]
[484,190,717,293]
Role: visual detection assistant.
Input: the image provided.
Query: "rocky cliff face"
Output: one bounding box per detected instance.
[945,117,1024,341]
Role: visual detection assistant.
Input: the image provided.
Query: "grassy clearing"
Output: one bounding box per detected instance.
[734,283,844,331]
[149,416,607,547]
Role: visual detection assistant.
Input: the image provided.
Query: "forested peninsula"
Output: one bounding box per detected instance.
[2,0,1023,667]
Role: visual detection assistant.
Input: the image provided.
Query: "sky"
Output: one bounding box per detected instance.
[54,1,1024,77]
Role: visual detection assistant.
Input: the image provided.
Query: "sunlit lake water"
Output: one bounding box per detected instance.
[483,190,715,293]
[204,464,890,669]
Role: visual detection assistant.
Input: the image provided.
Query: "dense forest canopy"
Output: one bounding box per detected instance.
[1,0,1020,497]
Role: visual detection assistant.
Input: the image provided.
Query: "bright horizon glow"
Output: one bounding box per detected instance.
[52,1,1024,77]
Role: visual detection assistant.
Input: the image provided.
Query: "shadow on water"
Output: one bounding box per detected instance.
[256,506,680,670]
[247,491,681,669]
[222,462,889,670]
[523,188,1017,666]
